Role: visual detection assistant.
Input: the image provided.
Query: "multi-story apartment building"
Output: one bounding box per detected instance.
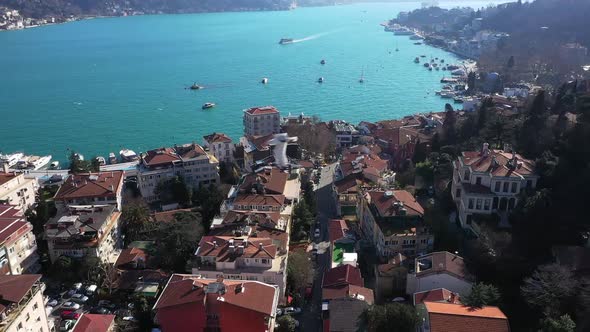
[203,132,235,164]
[450,143,538,233]
[137,143,219,203]
[330,120,360,148]
[44,205,121,263]
[54,171,125,211]
[0,204,40,275]
[359,190,433,258]
[154,274,279,332]
[243,106,281,137]
[0,167,37,214]
[0,274,51,332]
[192,234,288,298]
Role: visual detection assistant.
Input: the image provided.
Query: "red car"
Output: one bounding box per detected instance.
[60,311,81,320]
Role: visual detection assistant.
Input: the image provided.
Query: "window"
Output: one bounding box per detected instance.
[468,199,474,209]
[466,214,472,225]
[476,199,482,210]
[392,240,398,245]
[484,199,491,210]
[463,170,470,181]
[503,182,509,192]
[17,323,23,330]
[26,313,30,321]
[526,180,533,188]
[33,303,38,310]
[511,182,517,193]
[455,189,461,198]
[494,181,501,192]
[476,177,482,185]
[420,239,428,244]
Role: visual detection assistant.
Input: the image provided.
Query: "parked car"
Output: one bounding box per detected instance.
[122,316,139,322]
[61,310,81,320]
[276,308,282,316]
[90,307,111,315]
[47,299,59,307]
[283,307,302,315]
[65,289,76,298]
[60,319,76,332]
[71,294,88,303]
[314,229,321,239]
[98,300,117,310]
[72,283,83,290]
[85,284,97,296]
[61,302,81,310]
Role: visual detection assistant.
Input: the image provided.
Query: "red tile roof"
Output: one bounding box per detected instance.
[197,236,277,260]
[323,265,363,288]
[241,168,288,195]
[203,132,233,144]
[142,147,180,166]
[416,252,467,280]
[246,134,275,151]
[322,284,374,303]
[208,224,289,251]
[115,248,148,269]
[425,302,510,332]
[152,209,193,223]
[329,219,349,244]
[0,204,30,245]
[0,274,41,314]
[220,210,282,228]
[244,106,279,115]
[154,274,278,316]
[233,194,285,208]
[413,288,461,305]
[367,190,424,217]
[54,172,124,200]
[176,143,207,159]
[0,172,18,186]
[461,149,535,178]
[72,314,115,332]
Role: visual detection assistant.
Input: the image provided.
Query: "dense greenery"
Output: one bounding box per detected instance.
[275,315,297,332]
[290,199,315,241]
[461,282,501,308]
[357,303,419,332]
[286,250,313,305]
[68,151,100,173]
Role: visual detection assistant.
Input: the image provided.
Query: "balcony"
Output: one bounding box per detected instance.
[0,282,42,330]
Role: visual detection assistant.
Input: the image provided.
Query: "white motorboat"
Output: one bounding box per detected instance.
[317,77,324,83]
[96,156,107,166]
[108,152,117,164]
[261,78,269,84]
[49,161,60,169]
[15,155,52,170]
[0,152,24,168]
[120,149,139,162]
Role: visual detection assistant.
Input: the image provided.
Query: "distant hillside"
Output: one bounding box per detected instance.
[0,0,294,19]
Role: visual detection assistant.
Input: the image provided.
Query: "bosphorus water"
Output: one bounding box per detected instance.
[0,1,500,163]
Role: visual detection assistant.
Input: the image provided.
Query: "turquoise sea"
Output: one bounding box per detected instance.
[0,1,502,163]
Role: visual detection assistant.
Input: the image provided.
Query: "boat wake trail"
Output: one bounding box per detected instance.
[292,30,338,43]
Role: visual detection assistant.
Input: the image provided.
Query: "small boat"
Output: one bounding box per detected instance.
[359,70,365,83]
[441,59,445,63]
[317,77,324,83]
[0,152,24,168]
[428,67,433,71]
[108,152,117,164]
[96,156,106,166]
[202,102,216,109]
[74,153,84,161]
[420,55,426,58]
[279,38,294,45]
[261,78,269,84]
[414,57,420,63]
[435,67,440,71]
[320,59,326,65]
[120,149,139,162]
[423,63,430,68]
[454,97,464,104]
[49,161,60,169]
[414,42,422,45]
[189,83,204,90]
[432,63,438,67]
[440,91,455,98]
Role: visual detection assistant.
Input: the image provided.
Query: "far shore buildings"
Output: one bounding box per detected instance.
[0,167,38,214]
[0,274,51,332]
[359,190,432,258]
[451,143,538,234]
[154,274,279,332]
[137,143,220,203]
[243,106,281,137]
[203,132,235,164]
[0,204,40,275]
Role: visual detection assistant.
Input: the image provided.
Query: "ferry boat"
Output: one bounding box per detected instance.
[108,152,118,164]
[96,156,107,166]
[261,78,269,84]
[0,152,24,168]
[279,38,294,45]
[202,102,216,110]
[189,83,204,90]
[317,77,324,83]
[120,149,139,162]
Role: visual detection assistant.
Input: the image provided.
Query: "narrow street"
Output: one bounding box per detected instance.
[300,163,338,331]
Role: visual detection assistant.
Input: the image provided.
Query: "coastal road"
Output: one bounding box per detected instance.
[299,163,338,332]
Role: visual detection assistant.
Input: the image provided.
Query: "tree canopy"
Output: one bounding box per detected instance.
[357,303,419,332]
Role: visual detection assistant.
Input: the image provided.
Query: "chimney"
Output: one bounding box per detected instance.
[481,142,490,156]
[213,240,218,248]
[109,185,114,191]
[259,243,263,250]
[192,281,200,290]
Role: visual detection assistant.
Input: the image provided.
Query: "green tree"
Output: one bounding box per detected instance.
[287,250,312,296]
[156,211,205,272]
[507,55,515,69]
[539,314,576,332]
[132,294,153,332]
[122,201,151,244]
[276,315,297,332]
[412,141,428,164]
[442,105,457,145]
[519,90,551,157]
[192,184,224,229]
[290,200,314,241]
[301,180,317,215]
[521,264,578,317]
[467,71,477,94]
[461,282,501,308]
[415,160,434,183]
[155,176,192,206]
[357,303,419,332]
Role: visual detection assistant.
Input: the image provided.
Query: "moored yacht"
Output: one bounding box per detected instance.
[96,156,106,166]
[49,161,60,169]
[120,149,139,162]
[0,152,24,168]
[108,152,118,164]
[202,102,216,110]
[15,155,52,170]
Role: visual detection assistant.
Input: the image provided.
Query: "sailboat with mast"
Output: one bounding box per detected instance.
[359,70,365,83]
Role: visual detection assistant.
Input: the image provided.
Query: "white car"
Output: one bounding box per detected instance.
[47,299,59,307]
[71,294,89,303]
[314,229,320,238]
[72,283,83,290]
[62,302,80,310]
[122,316,139,322]
[283,307,302,315]
[275,308,283,316]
